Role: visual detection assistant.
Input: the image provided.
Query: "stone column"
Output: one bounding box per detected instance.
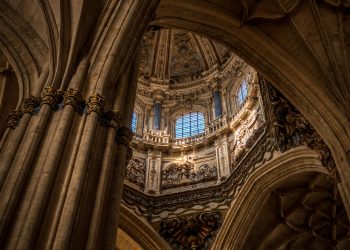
[0,0,159,249]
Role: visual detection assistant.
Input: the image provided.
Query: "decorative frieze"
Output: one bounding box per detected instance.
[161,162,217,190]
[160,212,221,250]
[7,110,22,129]
[87,93,105,116]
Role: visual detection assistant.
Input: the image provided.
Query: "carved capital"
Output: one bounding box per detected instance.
[41,86,59,106]
[7,110,22,128]
[116,127,133,147]
[64,88,82,110]
[87,93,104,115]
[106,110,122,130]
[22,96,40,114]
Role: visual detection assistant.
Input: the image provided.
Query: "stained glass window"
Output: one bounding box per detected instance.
[175,112,205,138]
[131,112,137,133]
[237,79,248,106]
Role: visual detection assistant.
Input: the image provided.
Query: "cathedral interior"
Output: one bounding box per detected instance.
[0,1,350,249]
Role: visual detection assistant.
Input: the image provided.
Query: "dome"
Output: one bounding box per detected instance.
[138,28,233,84]
[124,28,263,209]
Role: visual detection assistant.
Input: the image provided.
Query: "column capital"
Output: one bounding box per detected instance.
[64,88,82,110]
[22,96,40,114]
[87,93,105,116]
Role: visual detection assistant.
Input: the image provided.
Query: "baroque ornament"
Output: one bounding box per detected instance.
[160,212,221,250]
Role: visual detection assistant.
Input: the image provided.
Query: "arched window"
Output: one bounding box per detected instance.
[175,112,205,138]
[237,79,248,106]
[131,111,137,133]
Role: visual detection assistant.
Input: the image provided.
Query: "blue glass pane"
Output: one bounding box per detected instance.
[131,112,137,133]
[237,80,248,106]
[175,112,205,138]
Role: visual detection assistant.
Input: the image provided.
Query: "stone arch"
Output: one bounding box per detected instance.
[0,1,48,99]
[212,147,329,249]
[119,205,171,250]
[151,0,350,213]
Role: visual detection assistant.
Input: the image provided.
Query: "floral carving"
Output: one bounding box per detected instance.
[160,212,221,250]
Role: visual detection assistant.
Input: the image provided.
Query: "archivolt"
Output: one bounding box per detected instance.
[212,147,328,249]
[0,1,47,102]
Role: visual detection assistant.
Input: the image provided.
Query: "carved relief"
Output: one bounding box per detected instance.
[126,158,146,188]
[160,212,221,250]
[161,161,217,190]
[269,85,336,173]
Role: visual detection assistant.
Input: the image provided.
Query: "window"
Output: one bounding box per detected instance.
[237,79,248,106]
[175,112,205,138]
[131,112,137,133]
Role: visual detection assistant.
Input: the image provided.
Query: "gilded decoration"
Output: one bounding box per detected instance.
[87,93,105,116]
[160,212,221,250]
[63,88,82,110]
[22,96,40,114]
[161,162,218,190]
[126,158,146,188]
[7,110,22,128]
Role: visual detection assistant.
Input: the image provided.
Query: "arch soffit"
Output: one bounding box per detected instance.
[0,2,48,100]
[119,204,171,250]
[151,0,350,160]
[212,147,328,250]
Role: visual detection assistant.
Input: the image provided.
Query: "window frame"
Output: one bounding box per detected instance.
[174,111,205,138]
[237,79,248,107]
